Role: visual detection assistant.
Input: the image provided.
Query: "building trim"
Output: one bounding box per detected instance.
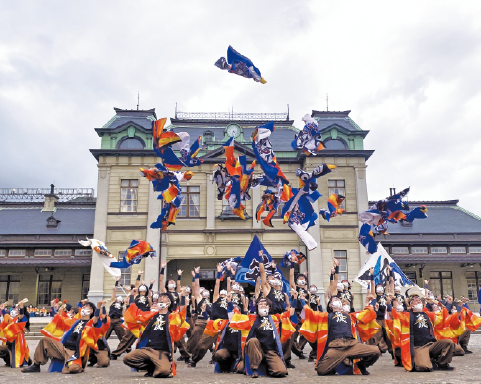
[107,212,148,216]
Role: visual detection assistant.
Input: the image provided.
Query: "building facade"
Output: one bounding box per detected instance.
[0,186,95,307]
[375,199,481,311]
[88,108,373,309]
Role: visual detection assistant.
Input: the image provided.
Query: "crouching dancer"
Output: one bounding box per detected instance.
[22,301,109,374]
[393,294,455,372]
[243,298,288,379]
[300,296,381,376]
[122,290,190,378]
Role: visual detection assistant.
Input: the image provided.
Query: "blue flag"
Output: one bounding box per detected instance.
[235,235,290,294]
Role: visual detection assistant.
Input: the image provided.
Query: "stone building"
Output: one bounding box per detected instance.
[0,186,95,306]
[375,199,481,310]
[88,107,373,309]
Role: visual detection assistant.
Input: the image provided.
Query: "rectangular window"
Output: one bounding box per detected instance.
[0,250,6,257]
[411,247,428,254]
[8,250,26,256]
[178,186,200,217]
[82,274,90,300]
[469,246,481,253]
[75,249,92,256]
[404,271,417,284]
[334,250,348,281]
[429,271,453,298]
[120,179,138,212]
[0,274,20,303]
[199,269,215,279]
[54,249,72,256]
[37,274,62,305]
[392,247,409,254]
[466,271,480,301]
[431,247,447,254]
[450,247,466,254]
[34,249,52,256]
[328,180,345,208]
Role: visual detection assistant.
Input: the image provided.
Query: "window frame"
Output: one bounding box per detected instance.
[75,249,92,256]
[392,247,409,254]
[0,250,5,257]
[54,249,72,256]
[81,274,90,300]
[120,179,139,213]
[8,249,26,257]
[324,138,348,150]
[119,263,132,286]
[450,246,466,254]
[37,274,62,305]
[334,250,348,281]
[34,249,53,256]
[469,246,481,254]
[178,186,200,218]
[431,247,448,254]
[429,271,454,298]
[404,271,417,285]
[117,137,145,149]
[0,274,21,303]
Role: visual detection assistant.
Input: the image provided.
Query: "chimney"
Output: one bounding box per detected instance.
[43,184,58,212]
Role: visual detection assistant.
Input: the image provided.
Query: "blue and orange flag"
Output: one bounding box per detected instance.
[110,240,156,269]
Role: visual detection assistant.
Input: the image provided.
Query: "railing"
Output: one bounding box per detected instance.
[175,111,289,122]
[0,188,95,202]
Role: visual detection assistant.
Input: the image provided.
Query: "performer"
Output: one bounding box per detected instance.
[188,264,231,367]
[393,294,455,371]
[367,267,393,356]
[300,295,381,375]
[159,262,191,363]
[241,297,288,378]
[290,265,308,362]
[258,257,295,369]
[105,276,125,341]
[122,290,190,378]
[111,270,149,360]
[22,301,109,374]
[0,300,31,368]
[88,305,111,368]
[186,267,212,358]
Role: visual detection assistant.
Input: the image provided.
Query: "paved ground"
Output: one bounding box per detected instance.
[2,335,481,383]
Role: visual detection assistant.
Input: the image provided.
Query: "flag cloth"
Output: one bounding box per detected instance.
[110,240,156,269]
[78,238,121,278]
[354,243,418,290]
[235,235,290,294]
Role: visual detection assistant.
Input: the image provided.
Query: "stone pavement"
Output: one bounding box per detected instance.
[2,335,481,384]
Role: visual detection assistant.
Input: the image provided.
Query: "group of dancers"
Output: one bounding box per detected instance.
[1,254,480,378]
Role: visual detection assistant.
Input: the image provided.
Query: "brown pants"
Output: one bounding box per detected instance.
[175,337,190,359]
[454,343,465,356]
[191,332,217,363]
[244,338,287,377]
[123,348,171,378]
[186,319,207,355]
[34,338,83,374]
[458,330,471,350]
[88,349,110,367]
[367,319,392,354]
[413,339,455,371]
[316,338,380,376]
[282,335,293,364]
[111,329,137,357]
[213,348,243,373]
[105,318,125,340]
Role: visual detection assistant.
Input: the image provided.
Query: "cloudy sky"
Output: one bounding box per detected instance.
[1,1,480,215]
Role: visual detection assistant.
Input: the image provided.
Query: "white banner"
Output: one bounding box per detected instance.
[354,243,418,291]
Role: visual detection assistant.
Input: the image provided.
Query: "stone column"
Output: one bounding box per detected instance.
[252,186,261,229]
[355,165,369,305]
[88,165,110,302]
[307,198,325,309]
[145,185,161,283]
[206,173,215,229]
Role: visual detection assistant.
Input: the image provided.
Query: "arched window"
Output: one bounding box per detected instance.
[324,139,348,150]
[118,138,145,149]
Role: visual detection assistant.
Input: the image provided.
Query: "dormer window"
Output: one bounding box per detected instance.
[118,137,145,149]
[203,130,214,143]
[324,139,348,150]
[46,216,61,228]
